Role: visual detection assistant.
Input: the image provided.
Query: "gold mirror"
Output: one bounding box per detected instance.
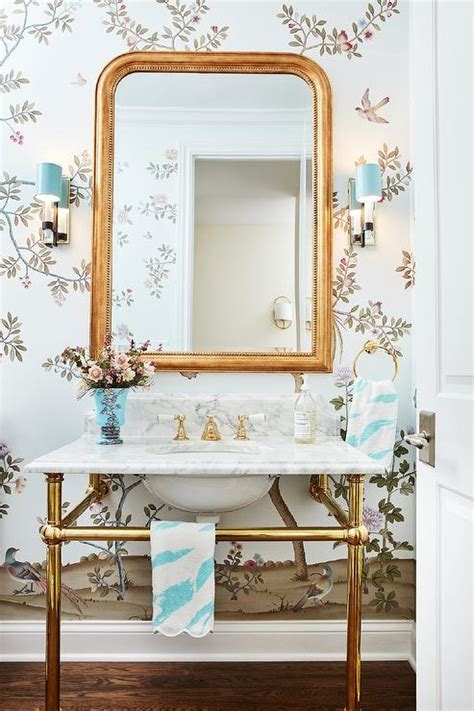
[91,52,332,372]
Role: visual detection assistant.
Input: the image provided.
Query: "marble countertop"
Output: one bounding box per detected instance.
[25,434,384,477]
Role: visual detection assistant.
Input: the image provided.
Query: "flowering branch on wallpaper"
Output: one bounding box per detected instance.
[332,247,411,358]
[0,311,26,362]
[144,244,177,299]
[0,0,76,141]
[94,0,229,52]
[331,143,413,357]
[396,250,415,289]
[147,148,178,180]
[0,156,92,305]
[215,543,265,601]
[0,444,25,519]
[83,474,167,600]
[278,0,399,58]
[140,195,177,224]
[329,369,414,614]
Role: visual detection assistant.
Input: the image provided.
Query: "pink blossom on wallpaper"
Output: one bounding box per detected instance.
[337,31,353,52]
[14,475,27,493]
[165,148,177,161]
[335,366,353,385]
[363,506,384,533]
[9,131,24,145]
[152,194,168,205]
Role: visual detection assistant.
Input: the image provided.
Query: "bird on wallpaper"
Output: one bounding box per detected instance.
[292,564,333,612]
[3,548,84,613]
[71,72,87,86]
[355,88,390,123]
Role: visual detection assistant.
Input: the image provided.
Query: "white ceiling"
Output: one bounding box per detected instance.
[194,158,300,225]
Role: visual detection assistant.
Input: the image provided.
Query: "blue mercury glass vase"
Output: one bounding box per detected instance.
[94,388,129,445]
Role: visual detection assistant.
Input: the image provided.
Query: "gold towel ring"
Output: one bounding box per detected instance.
[353,340,398,381]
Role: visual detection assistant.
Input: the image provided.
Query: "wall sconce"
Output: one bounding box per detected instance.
[348,162,382,247]
[35,162,70,247]
[273,296,292,330]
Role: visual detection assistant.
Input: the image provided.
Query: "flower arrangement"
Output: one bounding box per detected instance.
[59,339,155,398]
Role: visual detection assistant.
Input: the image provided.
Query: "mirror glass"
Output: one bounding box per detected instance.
[112,72,313,353]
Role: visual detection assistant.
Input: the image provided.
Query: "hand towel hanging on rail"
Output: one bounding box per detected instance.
[345,378,399,470]
[151,520,215,637]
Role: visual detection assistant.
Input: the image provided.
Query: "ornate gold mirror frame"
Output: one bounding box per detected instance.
[91,52,333,372]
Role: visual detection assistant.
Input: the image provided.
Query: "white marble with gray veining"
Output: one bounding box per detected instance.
[83,392,340,440]
[25,392,383,477]
[25,434,383,477]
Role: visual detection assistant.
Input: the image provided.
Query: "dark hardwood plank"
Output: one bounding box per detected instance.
[0,661,415,710]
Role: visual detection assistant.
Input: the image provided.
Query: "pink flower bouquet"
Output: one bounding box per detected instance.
[59,339,155,398]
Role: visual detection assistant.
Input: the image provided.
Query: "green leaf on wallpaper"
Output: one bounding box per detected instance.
[329,396,345,411]
[386,506,404,523]
[400,481,414,496]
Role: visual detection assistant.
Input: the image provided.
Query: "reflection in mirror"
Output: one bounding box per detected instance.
[112,72,313,354]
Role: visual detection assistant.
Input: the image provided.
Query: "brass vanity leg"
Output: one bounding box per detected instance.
[45,473,63,711]
[346,474,365,711]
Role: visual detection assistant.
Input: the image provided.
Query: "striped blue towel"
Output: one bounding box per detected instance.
[346,377,399,470]
[151,520,215,637]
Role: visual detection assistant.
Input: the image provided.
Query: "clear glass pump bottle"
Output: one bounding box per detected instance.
[294,382,317,444]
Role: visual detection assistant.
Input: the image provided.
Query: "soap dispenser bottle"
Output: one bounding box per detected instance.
[294,381,317,444]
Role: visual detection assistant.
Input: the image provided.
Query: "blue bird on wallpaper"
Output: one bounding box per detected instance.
[3,548,84,613]
[292,564,333,612]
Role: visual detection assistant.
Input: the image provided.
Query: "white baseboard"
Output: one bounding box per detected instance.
[0,619,415,663]
[407,620,416,671]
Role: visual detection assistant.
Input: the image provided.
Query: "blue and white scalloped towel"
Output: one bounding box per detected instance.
[151,520,215,637]
[346,377,399,469]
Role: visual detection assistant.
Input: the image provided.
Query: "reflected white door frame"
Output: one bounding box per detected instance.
[179,143,311,351]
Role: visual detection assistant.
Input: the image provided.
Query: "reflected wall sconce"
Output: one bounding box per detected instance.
[273,296,293,330]
[35,162,70,247]
[348,162,382,248]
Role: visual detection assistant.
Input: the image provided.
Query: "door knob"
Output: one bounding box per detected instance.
[404,410,435,467]
[404,431,430,449]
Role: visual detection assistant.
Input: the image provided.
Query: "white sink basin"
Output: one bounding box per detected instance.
[147,441,271,457]
[144,440,275,520]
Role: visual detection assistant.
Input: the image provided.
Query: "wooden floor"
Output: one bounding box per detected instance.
[0,661,415,711]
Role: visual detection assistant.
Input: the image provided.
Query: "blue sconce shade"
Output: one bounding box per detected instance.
[35,162,62,202]
[355,162,382,203]
[59,177,70,209]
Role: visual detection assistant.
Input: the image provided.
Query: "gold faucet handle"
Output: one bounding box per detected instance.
[201,415,221,441]
[235,413,266,440]
[235,414,249,440]
[174,414,189,441]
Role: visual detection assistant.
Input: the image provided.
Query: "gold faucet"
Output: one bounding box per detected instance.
[174,414,189,441]
[201,415,221,441]
[234,414,249,441]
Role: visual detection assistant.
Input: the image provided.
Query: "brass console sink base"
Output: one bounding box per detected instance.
[41,471,366,711]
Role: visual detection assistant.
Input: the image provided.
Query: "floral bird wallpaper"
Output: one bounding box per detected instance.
[0,0,414,623]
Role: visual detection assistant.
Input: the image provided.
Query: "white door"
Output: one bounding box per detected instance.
[411,1,474,709]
